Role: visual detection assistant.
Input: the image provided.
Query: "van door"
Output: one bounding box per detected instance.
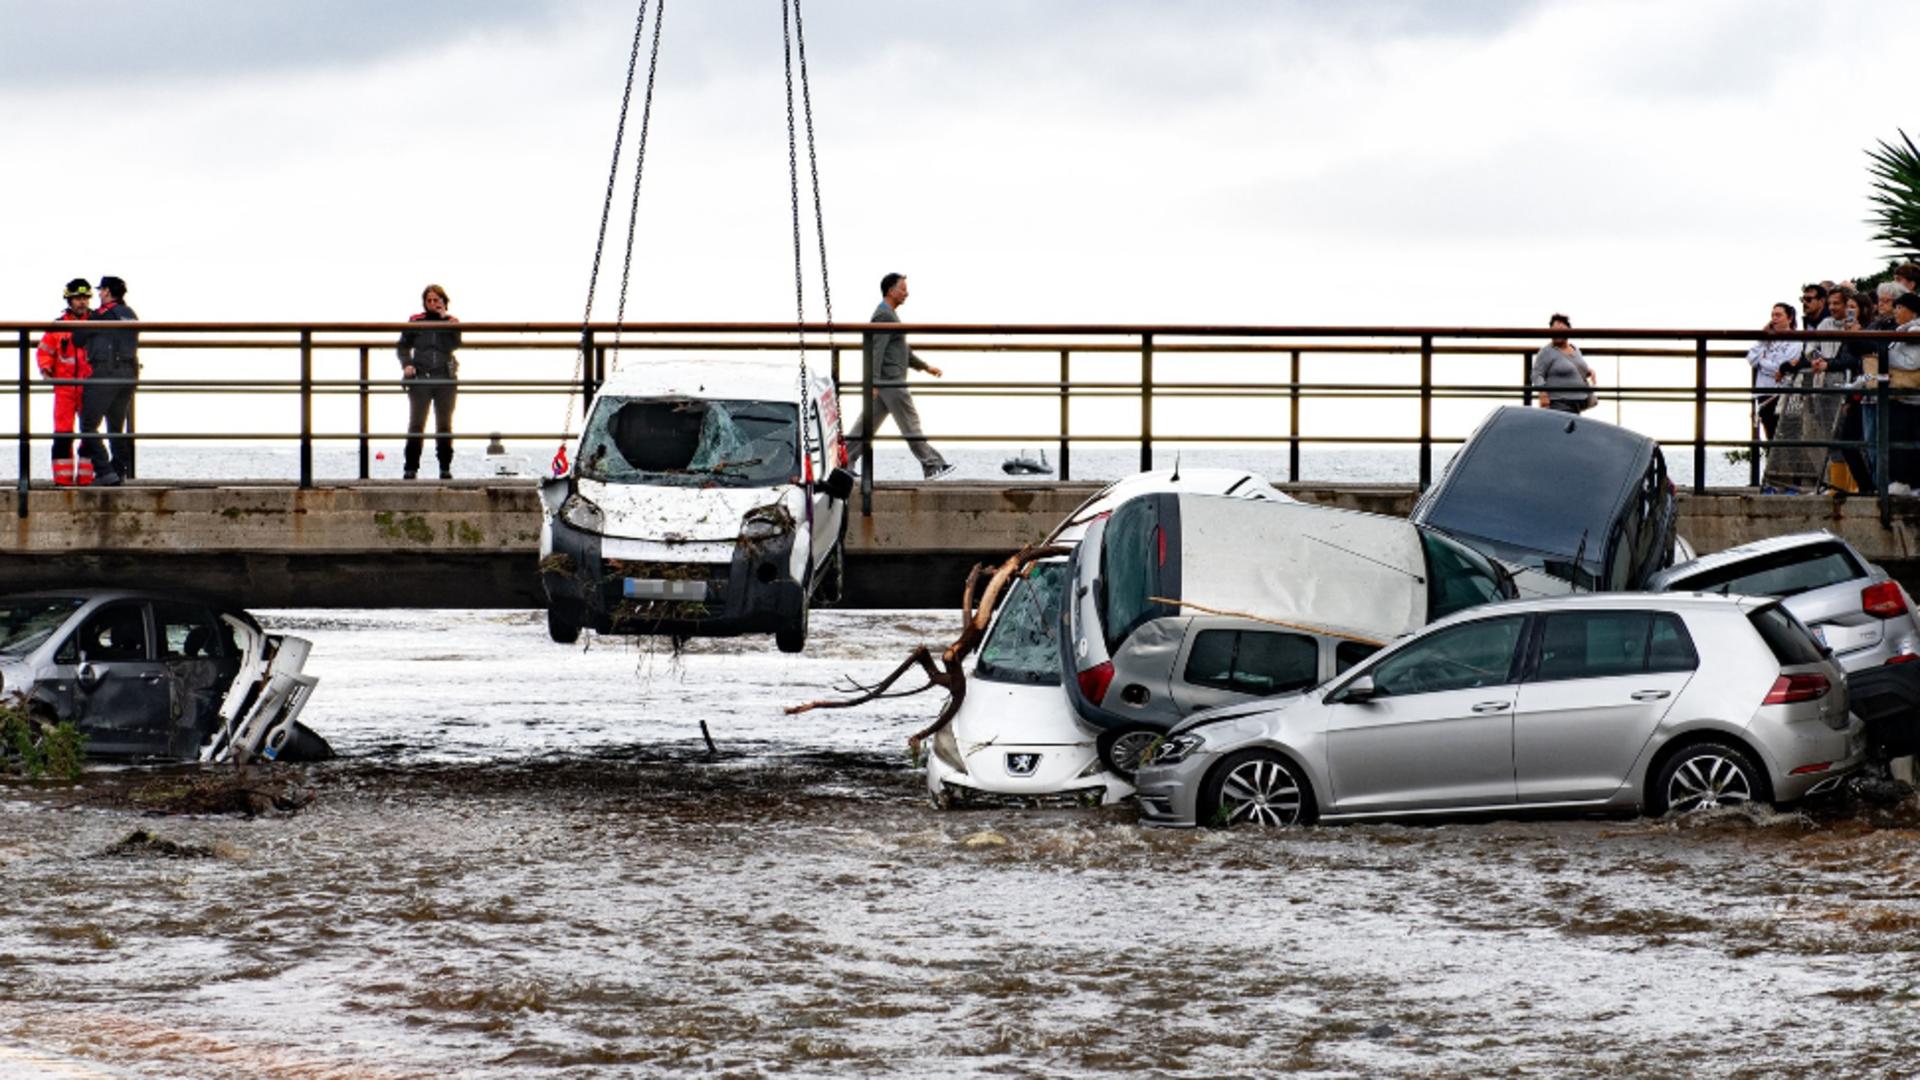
[805,394,845,578]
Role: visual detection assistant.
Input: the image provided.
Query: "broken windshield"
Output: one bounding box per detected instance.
[579,398,800,488]
[0,598,84,657]
[977,562,1068,685]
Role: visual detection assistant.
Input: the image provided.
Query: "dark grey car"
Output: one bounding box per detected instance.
[0,590,328,763]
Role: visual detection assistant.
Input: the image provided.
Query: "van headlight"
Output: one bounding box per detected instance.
[1149,732,1207,766]
[559,494,604,532]
[740,505,794,541]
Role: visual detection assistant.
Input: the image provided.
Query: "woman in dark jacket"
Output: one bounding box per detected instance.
[397,283,461,479]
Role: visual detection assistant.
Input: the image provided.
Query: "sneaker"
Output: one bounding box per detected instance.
[403,469,418,480]
[439,468,454,480]
[925,463,958,481]
[1890,482,1914,497]
[92,470,123,487]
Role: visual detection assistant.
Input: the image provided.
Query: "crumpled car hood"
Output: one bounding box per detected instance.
[576,478,799,542]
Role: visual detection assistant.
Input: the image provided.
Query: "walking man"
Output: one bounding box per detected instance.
[73,275,139,485]
[844,272,954,479]
[36,279,94,484]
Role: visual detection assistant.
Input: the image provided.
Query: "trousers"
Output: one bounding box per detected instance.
[404,379,458,472]
[50,384,82,468]
[844,386,947,475]
[79,377,135,480]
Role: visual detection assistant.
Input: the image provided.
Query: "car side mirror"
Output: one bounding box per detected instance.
[538,475,572,514]
[822,467,854,502]
[76,660,101,690]
[1334,675,1377,704]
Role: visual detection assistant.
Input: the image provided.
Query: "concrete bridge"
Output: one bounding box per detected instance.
[3,481,1916,608]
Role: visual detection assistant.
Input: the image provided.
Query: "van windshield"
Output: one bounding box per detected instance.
[0,598,84,657]
[579,398,800,488]
[976,562,1067,685]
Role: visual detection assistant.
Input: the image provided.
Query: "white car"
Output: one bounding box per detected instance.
[926,469,1290,807]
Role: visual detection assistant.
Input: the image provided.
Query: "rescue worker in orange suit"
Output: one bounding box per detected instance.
[36,279,94,484]
[72,275,139,486]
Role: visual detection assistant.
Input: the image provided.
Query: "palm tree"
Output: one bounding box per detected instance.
[1867,129,1920,259]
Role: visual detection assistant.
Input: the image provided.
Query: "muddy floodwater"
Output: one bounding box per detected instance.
[3,610,1919,1078]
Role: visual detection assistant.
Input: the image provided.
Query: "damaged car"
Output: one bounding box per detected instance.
[1062,495,1516,776]
[539,359,855,653]
[926,468,1290,807]
[1411,405,1680,595]
[0,590,327,764]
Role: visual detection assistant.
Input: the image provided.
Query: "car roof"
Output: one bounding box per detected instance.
[1646,530,1858,589]
[1429,590,1767,626]
[594,356,818,404]
[1414,406,1658,564]
[0,588,252,615]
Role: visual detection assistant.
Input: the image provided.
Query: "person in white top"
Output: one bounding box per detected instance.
[1885,292,1920,496]
[1746,302,1804,440]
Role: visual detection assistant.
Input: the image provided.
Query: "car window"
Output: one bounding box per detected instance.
[1099,497,1161,652]
[59,602,150,663]
[1748,604,1825,666]
[1335,639,1380,675]
[1534,610,1700,683]
[154,601,222,660]
[1667,542,1867,599]
[0,598,84,657]
[1421,530,1512,619]
[1184,629,1318,696]
[976,563,1067,686]
[1369,616,1525,697]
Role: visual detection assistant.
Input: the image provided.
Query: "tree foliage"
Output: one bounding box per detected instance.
[1866,129,1920,260]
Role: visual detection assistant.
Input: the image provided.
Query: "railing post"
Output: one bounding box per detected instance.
[1693,338,1708,495]
[1058,349,1071,481]
[299,330,314,489]
[1520,350,1533,407]
[831,346,841,390]
[1288,349,1301,483]
[1418,335,1433,490]
[580,330,597,406]
[595,344,607,388]
[357,346,371,480]
[1877,377,1892,527]
[1140,332,1154,473]
[17,330,29,518]
[860,331,874,516]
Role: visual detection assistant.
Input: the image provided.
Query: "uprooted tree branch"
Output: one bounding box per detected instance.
[785,543,1070,756]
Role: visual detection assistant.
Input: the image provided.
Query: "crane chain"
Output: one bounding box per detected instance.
[783,0,833,483]
[611,0,668,369]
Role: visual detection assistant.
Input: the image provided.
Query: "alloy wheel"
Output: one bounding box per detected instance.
[1106,730,1160,776]
[1217,757,1304,827]
[1666,753,1754,812]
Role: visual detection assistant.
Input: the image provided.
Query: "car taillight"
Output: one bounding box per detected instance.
[1863,581,1907,619]
[1155,525,1166,567]
[1763,673,1831,705]
[1888,653,1920,665]
[1078,661,1115,706]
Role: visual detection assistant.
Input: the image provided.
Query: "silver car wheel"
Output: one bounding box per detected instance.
[1218,757,1304,828]
[1666,753,1754,813]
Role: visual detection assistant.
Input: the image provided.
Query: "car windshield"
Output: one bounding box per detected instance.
[0,598,84,657]
[579,398,799,488]
[1668,542,1866,599]
[1421,530,1515,619]
[976,562,1067,685]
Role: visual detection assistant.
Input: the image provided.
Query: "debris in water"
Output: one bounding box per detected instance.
[101,829,217,859]
[962,830,1008,848]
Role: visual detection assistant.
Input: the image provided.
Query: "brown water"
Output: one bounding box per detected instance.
[2,611,1918,1077]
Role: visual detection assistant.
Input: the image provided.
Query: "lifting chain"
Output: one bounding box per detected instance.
[783,0,833,485]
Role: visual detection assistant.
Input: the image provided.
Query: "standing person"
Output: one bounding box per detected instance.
[397,284,461,480]
[72,275,139,486]
[1800,283,1830,337]
[843,272,955,479]
[1747,303,1802,442]
[35,279,94,484]
[1885,292,1920,496]
[1530,313,1594,413]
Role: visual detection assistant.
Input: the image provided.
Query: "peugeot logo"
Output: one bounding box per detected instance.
[1005,752,1039,777]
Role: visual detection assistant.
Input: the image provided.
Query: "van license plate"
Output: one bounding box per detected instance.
[623,578,707,600]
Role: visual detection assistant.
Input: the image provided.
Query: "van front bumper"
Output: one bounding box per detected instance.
[541,518,805,637]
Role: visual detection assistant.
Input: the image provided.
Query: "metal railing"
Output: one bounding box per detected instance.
[5,320,1914,524]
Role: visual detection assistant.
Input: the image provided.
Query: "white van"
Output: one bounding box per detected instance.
[538,358,855,652]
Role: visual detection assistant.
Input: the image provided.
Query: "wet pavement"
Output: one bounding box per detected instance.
[3,610,1919,1077]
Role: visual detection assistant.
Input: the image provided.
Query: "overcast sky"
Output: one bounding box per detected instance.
[7,0,1916,333]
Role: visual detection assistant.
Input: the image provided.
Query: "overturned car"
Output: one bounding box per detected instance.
[0,590,326,764]
[539,360,855,653]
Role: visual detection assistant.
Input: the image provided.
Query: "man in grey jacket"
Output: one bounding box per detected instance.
[844,272,954,479]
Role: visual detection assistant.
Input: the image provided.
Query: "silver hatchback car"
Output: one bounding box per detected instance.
[1135,594,1864,827]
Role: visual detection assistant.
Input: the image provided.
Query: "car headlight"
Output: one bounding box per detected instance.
[559,494,605,532]
[740,518,785,541]
[740,505,794,542]
[1147,732,1207,766]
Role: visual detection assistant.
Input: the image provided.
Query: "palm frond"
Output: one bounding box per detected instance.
[1866,128,1920,259]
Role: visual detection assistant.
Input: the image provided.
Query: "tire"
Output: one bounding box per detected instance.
[1098,727,1162,780]
[776,594,809,654]
[1649,741,1768,816]
[547,603,582,645]
[273,722,335,763]
[1197,748,1315,829]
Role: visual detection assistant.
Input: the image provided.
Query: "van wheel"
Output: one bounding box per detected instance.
[1199,749,1314,829]
[776,598,809,654]
[546,603,582,645]
[1650,742,1767,816]
[1098,727,1161,780]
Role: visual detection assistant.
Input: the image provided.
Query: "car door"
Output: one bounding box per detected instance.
[155,599,233,757]
[1511,610,1696,802]
[1324,614,1527,813]
[53,600,172,757]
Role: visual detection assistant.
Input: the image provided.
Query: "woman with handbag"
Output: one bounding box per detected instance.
[1531,313,1595,414]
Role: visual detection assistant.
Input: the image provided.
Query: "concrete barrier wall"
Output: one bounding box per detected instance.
[2,482,1916,608]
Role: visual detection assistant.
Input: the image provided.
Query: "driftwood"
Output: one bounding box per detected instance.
[786,543,1070,757]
